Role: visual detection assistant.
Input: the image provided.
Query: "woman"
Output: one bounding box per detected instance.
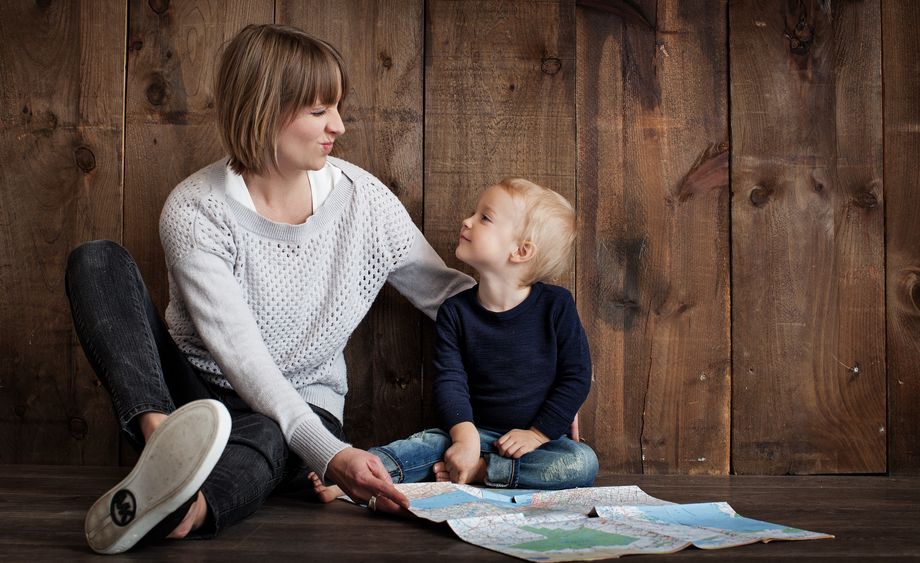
[65,23,473,554]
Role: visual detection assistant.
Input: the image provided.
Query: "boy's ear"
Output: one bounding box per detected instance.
[510,241,536,264]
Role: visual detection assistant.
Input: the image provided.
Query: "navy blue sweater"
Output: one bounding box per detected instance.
[433,283,592,440]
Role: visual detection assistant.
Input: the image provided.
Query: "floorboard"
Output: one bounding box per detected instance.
[1,466,918,561]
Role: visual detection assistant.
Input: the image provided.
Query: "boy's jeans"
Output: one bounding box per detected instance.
[370,427,599,489]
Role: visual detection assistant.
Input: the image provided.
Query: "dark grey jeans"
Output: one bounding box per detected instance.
[65,240,343,537]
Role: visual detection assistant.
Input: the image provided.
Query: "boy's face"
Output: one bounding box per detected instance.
[456,185,523,274]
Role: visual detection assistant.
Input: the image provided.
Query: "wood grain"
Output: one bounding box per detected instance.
[883,1,920,475]
[279,0,426,447]
[576,0,731,474]
[0,1,126,464]
[2,465,919,560]
[730,0,885,474]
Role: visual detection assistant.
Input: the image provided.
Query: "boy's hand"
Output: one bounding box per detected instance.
[443,440,482,483]
[495,428,550,459]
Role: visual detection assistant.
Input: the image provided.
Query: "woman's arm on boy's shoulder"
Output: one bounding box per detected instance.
[387,227,475,320]
[530,290,592,441]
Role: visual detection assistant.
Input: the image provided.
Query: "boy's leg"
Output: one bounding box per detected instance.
[368,428,452,483]
[481,434,599,490]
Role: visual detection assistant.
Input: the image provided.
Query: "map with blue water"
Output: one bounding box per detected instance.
[394,483,833,561]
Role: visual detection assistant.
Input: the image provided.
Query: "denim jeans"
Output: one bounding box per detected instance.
[65,240,342,537]
[370,427,599,489]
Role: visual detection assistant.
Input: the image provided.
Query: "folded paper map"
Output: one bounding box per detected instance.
[392,483,832,561]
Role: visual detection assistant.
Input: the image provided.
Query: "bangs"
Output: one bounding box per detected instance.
[282,38,348,118]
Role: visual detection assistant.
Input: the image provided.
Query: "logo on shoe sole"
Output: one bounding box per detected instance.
[110,490,136,526]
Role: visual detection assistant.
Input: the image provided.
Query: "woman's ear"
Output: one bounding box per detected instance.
[510,241,536,264]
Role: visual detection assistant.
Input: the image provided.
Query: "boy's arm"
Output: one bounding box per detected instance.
[529,292,593,441]
[433,304,476,429]
[433,304,485,482]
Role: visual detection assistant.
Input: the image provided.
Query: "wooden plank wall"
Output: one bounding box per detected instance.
[576,1,730,475]
[730,0,886,473]
[0,1,127,464]
[1,0,918,475]
[883,1,920,475]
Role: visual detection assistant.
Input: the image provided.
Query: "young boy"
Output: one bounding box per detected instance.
[312,178,596,500]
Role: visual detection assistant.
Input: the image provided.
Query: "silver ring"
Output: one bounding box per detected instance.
[368,494,377,511]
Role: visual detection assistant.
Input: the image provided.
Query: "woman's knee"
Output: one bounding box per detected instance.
[66,240,134,289]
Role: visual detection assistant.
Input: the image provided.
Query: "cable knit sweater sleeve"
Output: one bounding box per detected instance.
[160,176,349,480]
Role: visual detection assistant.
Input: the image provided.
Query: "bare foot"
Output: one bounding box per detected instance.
[433,458,487,484]
[433,461,450,482]
[308,471,343,503]
[167,491,208,539]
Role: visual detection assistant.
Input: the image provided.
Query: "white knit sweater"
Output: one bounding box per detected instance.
[159,156,474,478]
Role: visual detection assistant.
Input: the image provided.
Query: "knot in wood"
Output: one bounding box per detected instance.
[853,191,878,209]
[146,75,167,106]
[148,0,169,15]
[541,56,562,75]
[785,14,815,55]
[749,185,773,207]
[907,270,920,313]
[69,417,88,440]
[74,146,96,173]
[379,51,393,69]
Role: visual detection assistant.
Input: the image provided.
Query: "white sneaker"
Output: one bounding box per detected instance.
[84,399,231,554]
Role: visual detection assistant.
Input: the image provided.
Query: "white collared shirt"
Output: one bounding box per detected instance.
[225,161,343,217]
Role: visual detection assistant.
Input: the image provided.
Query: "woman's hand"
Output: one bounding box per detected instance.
[495,428,549,459]
[325,447,409,513]
[443,440,482,483]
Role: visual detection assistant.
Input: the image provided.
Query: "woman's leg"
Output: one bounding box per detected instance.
[65,240,213,443]
[199,401,347,534]
[481,433,599,490]
[66,241,229,552]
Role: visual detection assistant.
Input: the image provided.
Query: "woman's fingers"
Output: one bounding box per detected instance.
[375,480,409,509]
[365,460,409,508]
[374,494,410,515]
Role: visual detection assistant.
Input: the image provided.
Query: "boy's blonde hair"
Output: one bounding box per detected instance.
[214,24,348,175]
[497,178,576,286]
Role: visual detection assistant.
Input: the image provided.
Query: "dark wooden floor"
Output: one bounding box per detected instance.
[2,466,919,561]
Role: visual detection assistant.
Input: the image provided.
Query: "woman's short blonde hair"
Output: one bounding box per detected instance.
[496,178,576,286]
[215,24,348,175]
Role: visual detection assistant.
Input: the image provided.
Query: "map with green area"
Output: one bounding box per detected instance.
[512,526,637,551]
[391,483,833,561]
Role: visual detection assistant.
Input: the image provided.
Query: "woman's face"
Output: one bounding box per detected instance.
[275,101,345,172]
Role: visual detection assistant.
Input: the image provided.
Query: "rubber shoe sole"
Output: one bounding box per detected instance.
[84,399,231,554]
